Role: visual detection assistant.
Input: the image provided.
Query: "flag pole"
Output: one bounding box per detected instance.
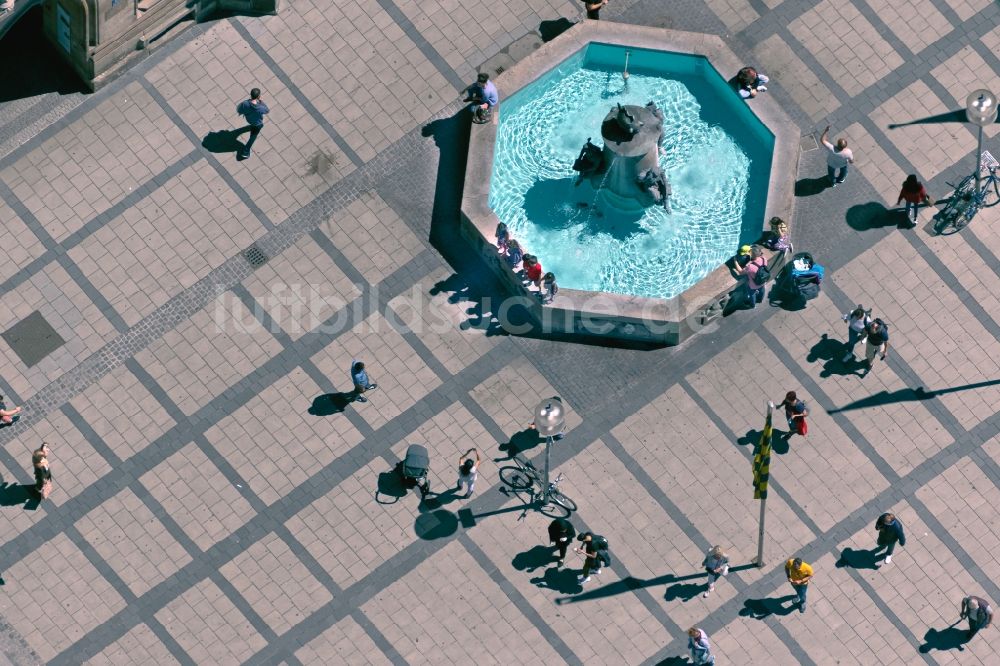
[756,493,767,568]
[754,401,774,568]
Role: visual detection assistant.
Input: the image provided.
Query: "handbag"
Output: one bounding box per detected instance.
[796,417,808,436]
[40,478,52,500]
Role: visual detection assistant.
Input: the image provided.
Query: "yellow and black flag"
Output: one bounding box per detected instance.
[753,409,773,499]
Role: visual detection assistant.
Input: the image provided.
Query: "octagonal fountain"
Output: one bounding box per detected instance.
[460,22,799,344]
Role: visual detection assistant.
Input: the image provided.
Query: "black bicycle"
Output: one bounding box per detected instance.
[499,454,577,517]
[933,163,1000,235]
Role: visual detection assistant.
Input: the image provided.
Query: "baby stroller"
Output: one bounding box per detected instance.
[771,252,823,310]
[400,444,430,497]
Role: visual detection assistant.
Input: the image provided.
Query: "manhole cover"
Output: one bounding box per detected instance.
[1,311,66,368]
[243,244,268,268]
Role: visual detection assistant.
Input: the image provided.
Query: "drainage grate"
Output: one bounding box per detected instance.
[243,244,269,268]
[2,311,66,368]
[495,66,505,75]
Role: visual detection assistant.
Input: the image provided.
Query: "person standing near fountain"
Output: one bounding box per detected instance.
[734,245,768,309]
[465,73,498,124]
[523,255,543,289]
[821,125,854,186]
[541,273,558,303]
[583,0,609,19]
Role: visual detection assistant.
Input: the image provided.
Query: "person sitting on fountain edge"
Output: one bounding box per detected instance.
[736,66,769,99]
[465,73,498,124]
[727,245,753,280]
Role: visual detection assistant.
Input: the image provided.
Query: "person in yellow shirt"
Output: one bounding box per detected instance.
[785,557,813,613]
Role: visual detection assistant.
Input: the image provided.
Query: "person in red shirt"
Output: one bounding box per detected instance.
[523,254,543,288]
[896,174,931,227]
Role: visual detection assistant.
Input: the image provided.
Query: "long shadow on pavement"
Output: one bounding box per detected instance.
[513,545,555,573]
[739,594,800,619]
[307,392,353,416]
[807,333,861,378]
[846,201,909,231]
[555,566,756,605]
[835,547,880,570]
[829,379,1000,414]
[919,624,967,653]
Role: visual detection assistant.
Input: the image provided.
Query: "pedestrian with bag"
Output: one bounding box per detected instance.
[547,517,576,566]
[32,443,53,500]
[575,532,610,584]
[777,391,808,439]
[235,87,270,160]
[785,557,813,613]
[841,305,872,362]
[896,174,932,227]
[350,360,378,403]
[733,245,769,309]
[874,512,906,565]
[961,595,993,639]
[702,545,729,598]
[687,627,715,665]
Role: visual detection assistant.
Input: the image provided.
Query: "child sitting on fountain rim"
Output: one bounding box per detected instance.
[541,272,558,303]
[736,66,769,99]
[523,255,543,289]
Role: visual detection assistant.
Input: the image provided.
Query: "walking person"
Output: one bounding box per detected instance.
[862,318,890,377]
[32,443,53,500]
[702,545,729,598]
[785,557,813,613]
[874,512,906,565]
[456,448,480,498]
[896,174,932,227]
[961,595,993,639]
[575,532,610,584]
[350,360,378,403]
[236,88,270,160]
[841,305,872,362]
[687,627,715,665]
[777,391,808,438]
[821,125,854,186]
[548,517,576,566]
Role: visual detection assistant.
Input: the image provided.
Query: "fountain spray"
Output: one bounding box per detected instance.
[623,51,630,88]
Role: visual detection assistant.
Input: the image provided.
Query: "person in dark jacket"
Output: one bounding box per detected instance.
[547,518,576,565]
[961,595,993,639]
[575,532,609,584]
[874,512,906,565]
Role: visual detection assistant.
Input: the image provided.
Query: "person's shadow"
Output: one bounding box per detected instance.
[529,566,580,594]
[495,428,543,461]
[807,333,859,378]
[663,580,704,602]
[201,128,252,155]
[836,547,880,570]
[0,482,35,507]
[919,624,967,653]
[512,545,557,572]
[739,428,790,455]
[846,202,909,231]
[307,393,354,416]
[739,594,800,619]
[794,176,831,197]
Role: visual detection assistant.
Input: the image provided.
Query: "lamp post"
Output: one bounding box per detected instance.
[966,90,998,194]
[533,397,565,503]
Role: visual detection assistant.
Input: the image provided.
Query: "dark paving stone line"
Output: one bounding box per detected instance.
[676,377,824,539]
[138,78,276,232]
[347,610,408,666]
[852,115,1000,344]
[0,19,215,168]
[907,493,1000,604]
[821,277,968,441]
[755,325,901,483]
[920,75,979,144]
[45,350,506,663]
[370,0,467,92]
[849,0,914,63]
[232,284,295,349]
[65,401,273,664]
[0,178,130,334]
[960,226,1000,286]
[840,565,937,666]
[459,534,584,666]
[603,431,816,665]
[227,18,365,169]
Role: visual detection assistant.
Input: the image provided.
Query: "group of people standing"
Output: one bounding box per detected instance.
[495,223,559,303]
[841,304,890,375]
[0,396,52,501]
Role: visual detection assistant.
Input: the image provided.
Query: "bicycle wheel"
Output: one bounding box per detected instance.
[537,499,571,519]
[548,489,578,512]
[499,466,535,490]
[982,177,1000,207]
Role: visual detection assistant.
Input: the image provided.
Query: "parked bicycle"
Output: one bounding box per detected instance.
[499,454,577,518]
[933,152,1000,235]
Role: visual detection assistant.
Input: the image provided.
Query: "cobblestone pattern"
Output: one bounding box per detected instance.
[0,0,999,664]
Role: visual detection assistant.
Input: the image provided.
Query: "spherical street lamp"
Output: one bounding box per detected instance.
[534,397,566,503]
[966,90,998,192]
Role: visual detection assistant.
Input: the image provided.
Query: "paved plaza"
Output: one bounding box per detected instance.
[0,0,999,663]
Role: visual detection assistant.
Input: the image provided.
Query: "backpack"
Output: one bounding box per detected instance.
[752,259,771,283]
[597,549,611,567]
[591,534,609,551]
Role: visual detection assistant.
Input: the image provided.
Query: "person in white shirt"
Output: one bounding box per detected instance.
[821,125,854,186]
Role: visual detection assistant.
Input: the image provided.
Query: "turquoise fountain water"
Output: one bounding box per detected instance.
[490,45,772,299]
